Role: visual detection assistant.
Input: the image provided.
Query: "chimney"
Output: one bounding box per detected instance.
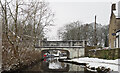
[118,1,120,18]
[112,4,116,11]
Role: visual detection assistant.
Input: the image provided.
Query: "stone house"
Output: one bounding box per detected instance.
[109,2,120,48]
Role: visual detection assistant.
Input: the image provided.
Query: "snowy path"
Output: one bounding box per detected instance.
[65,57,120,72]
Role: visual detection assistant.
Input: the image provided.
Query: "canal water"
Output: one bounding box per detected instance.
[22,57,95,73]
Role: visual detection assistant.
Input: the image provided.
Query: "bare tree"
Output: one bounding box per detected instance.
[58,21,109,47]
[1,0,54,45]
[1,0,54,66]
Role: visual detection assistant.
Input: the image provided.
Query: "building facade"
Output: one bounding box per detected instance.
[109,2,120,48]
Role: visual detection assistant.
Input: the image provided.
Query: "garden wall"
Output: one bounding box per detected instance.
[85,47,120,60]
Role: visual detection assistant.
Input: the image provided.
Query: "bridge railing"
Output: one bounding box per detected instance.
[36,40,87,48]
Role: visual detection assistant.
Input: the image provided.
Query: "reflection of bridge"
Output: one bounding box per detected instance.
[35,40,87,58]
[41,58,69,72]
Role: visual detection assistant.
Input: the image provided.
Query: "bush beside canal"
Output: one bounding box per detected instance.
[2,46,41,72]
[2,35,42,72]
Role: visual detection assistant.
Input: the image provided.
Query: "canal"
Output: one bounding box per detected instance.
[22,57,95,73]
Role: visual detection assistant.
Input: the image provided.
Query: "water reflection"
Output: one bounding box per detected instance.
[41,57,69,72]
[23,57,86,73]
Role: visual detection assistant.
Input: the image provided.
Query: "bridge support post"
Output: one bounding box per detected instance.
[83,40,85,47]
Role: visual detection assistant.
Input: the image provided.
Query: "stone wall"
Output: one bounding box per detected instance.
[85,46,96,57]
[87,48,120,60]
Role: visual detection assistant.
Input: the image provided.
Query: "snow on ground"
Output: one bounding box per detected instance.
[66,57,120,72]
[54,57,67,59]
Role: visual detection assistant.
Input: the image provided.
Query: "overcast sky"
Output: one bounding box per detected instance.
[44,1,119,40]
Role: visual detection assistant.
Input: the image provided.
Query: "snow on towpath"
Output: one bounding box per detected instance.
[66,57,120,72]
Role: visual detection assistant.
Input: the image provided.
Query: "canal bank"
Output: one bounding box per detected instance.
[2,58,42,73]
[59,57,119,73]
